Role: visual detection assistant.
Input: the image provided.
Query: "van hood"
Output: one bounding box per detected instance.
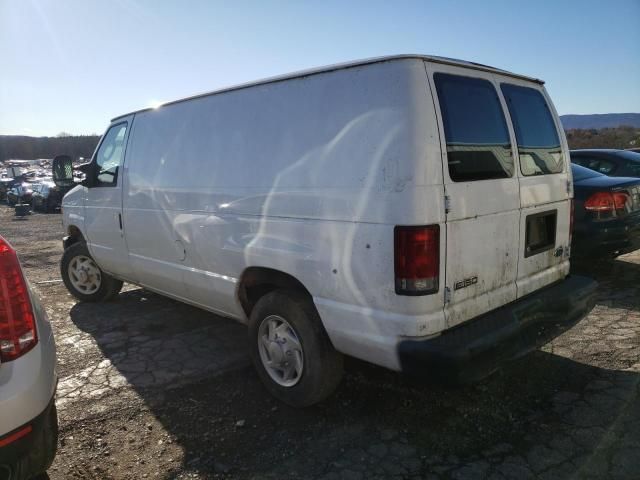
[62,184,85,207]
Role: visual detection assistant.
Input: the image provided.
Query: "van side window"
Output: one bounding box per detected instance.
[434,73,514,182]
[501,84,564,176]
[93,122,128,187]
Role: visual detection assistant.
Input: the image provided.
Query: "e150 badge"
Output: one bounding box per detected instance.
[454,276,478,291]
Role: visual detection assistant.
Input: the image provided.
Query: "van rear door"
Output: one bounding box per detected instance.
[499,80,571,297]
[426,63,521,329]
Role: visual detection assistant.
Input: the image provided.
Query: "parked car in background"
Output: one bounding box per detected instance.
[626,148,640,154]
[571,149,640,178]
[54,56,598,406]
[6,184,34,206]
[0,178,17,202]
[31,181,64,213]
[571,164,640,259]
[0,235,58,479]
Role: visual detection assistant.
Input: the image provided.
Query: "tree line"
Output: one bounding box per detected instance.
[1,126,638,163]
[0,134,100,163]
[564,125,640,150]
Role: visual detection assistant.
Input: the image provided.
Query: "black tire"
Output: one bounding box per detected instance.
[8,402,58,480]
[39,402,59,474]
[248,290,343,407]
[60,242,123,302]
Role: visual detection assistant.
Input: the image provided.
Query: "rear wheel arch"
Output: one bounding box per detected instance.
[237,267,314,318]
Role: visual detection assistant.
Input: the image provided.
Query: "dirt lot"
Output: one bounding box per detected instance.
[1,204,639,479]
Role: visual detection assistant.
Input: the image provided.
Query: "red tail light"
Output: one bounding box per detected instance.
[584,191,630,215]
[0,236,38,362]
[394,225,439,295]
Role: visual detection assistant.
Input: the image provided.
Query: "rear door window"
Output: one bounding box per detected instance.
[501,84,564,176]
[434,73,514,182]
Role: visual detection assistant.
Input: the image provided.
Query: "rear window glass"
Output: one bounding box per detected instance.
[434,73,514,182]
[571,155,617,175]
[501,84,564,176]
[620,162,640,177]
[571,163,603,181]
[617,151,640,162]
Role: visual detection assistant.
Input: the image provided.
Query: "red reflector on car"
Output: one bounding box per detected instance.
[394,225,439,295]
[0,424,32,447]
[0,235,38,362]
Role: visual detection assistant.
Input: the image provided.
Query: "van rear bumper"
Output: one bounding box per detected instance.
[397,275,598,383]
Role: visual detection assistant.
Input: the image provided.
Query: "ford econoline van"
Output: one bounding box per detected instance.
[53,55,597,406]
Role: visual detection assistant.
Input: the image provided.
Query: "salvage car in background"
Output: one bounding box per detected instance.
[571,149,640,178]
[6,184,34,207]
[571,164,640,259]
[0,178,17,202]
[0,235,58,479]
[31,181,64,213]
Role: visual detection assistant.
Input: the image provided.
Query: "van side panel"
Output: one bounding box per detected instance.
[122,59,445,369]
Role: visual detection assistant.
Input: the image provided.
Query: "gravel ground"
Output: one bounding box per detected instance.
[1,204,639,480]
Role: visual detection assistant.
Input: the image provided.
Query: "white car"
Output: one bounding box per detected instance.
[0,235,58,479]
[54,55,597,406]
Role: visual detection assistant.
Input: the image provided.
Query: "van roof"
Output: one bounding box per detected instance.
[112,54,544,121]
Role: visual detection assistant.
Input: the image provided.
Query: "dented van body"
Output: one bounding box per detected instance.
[57,55,596,405]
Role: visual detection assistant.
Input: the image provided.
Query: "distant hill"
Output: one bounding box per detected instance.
[0,134,100,163]
[560,113,640,130]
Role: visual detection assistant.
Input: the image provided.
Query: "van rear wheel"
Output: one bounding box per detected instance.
[248,290,343,407]
[61,242,123,302]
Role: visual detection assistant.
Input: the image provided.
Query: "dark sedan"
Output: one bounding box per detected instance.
[571,149,640,178]
[571,164,640,259]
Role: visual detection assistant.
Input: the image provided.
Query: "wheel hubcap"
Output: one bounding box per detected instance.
[68,255,102,295]
[258,315,304,387]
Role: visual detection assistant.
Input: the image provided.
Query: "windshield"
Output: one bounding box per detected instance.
[571,163,603,181]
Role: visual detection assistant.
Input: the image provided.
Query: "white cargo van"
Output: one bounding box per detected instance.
[54,55,597,406]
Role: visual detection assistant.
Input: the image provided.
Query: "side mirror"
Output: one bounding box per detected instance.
[52,155,75,188]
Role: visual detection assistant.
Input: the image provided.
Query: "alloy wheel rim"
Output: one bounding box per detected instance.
[257,315,304,387]
[68,255,102,295]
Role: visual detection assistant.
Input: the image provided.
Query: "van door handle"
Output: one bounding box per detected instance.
[118,213,123,230]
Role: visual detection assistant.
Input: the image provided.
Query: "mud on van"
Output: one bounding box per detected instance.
[53,55,597,406]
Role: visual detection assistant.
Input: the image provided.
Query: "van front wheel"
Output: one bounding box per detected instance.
[248,290,343,407]
[61,242,123,302]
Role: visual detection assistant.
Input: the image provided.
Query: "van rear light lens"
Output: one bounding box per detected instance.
[0,236,38,362]
[584,191,630,215]
[394,225,439,295]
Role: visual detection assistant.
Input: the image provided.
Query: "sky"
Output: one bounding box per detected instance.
[1,0,639,137]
